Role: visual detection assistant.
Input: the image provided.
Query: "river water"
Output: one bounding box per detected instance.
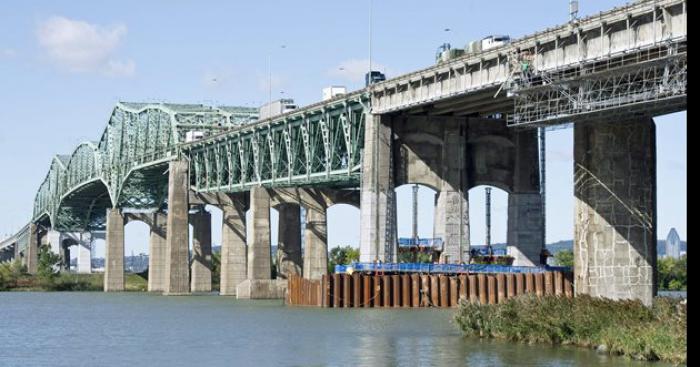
[0,292,673,367]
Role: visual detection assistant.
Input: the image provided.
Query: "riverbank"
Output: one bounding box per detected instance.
[454,295,686,364]
[1,270,148,291]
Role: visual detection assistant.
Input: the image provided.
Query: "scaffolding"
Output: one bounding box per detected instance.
[507,40,687,127]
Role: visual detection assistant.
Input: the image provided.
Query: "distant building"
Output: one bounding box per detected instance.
[665,228,681,259]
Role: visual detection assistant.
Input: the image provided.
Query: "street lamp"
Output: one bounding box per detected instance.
[268,44,287,109]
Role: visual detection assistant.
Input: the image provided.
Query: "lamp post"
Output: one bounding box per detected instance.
[268,44,287,113]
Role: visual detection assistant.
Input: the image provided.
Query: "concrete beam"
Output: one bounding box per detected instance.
[220,194,247,296]
[277,203,302,279]
[190,210,212,293]
[303,206,328,280]
[248,187,271,280]
[573,118,657,306]
[148,212,167,292]
[104,208,124,292]
[26,223,39,274]
[359,114,394,262]
[76,233,92,273]
[164,160,190,295]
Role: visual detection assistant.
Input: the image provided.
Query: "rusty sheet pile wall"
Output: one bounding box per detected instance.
[287,271,573,307]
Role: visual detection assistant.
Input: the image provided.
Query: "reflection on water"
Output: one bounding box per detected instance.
[0,293,674,367]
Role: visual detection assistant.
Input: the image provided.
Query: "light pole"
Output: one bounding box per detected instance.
[268,44,286,112]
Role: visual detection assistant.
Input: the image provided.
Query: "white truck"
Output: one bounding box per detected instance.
[436,35,511,64]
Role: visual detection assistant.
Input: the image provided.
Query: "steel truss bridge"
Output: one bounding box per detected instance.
[1,0,686,255]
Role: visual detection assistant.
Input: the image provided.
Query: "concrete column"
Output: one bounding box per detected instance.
[61,245,70,271]
[220,196,247,296]
[507,193,543,266]
[26,223,39,274]
[359,114,393,262]
[303,206,327,280]
[248,187,271,280]
[164,160,190,295]
[574,118,657,306]
[104,208,124,292]
[506,129,543,267]
[190,210,212,292]
[48,230,61,256]
[434,190,469,263]
[148,212,167,292]
[76,233,92,273]
[277,203,302,278]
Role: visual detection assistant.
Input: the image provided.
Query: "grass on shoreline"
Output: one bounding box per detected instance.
[454,294,686,364]
[1,271,148,292]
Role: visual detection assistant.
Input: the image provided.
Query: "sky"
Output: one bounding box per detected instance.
[0,1,686,258]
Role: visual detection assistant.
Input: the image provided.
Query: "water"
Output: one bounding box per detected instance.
[0,292,674,367]
[658,290,687,299]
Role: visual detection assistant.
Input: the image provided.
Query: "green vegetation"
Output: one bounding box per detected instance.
[397,250,433,263]
[454,295,687,364]
[658,255,686,291]
[0,248,150,292]
[328,245,360,273]
[0,260,28,290]
[470,255,514,265]
[553,250,574,267]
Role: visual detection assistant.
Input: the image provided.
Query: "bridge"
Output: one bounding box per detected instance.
[2,0,686,304]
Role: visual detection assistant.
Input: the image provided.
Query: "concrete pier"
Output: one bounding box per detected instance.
[277,203,302,278]
[60,243,70,271]
[26,223,39,274]
[164,160,191,295]
[247,187,271,280]
[359,115,393,262]
[220,194,247,296]
[104,208,124,292]
[148,212,167,292]
[303,206,327,280]
[574,118,657,306]
[190,210,212,293]
[76,235,92,273]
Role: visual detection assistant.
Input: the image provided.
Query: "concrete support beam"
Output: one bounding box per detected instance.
[48,230,61,257]
[506,129,543,267]
[277,203,302,279]
[190,210,212,293]
[507,193,543,266]
[26,223,39,275]
[76,233,92,273]
[220,195,247,296]
[359,114,393,262]
[434,190,469,263]
[148,212,167,292]
[60,245,70,271]
[164,160,190,295]
[248,187,271,280]
[104,208,124,292]
[574,118,657,306]
[303,206,328,280]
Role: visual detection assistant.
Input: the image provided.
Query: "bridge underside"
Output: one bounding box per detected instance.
[118,164,169,210]
[55,181,112,232]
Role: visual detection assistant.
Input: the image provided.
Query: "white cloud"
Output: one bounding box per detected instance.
[327,58,391,83]
[36,16,134,76]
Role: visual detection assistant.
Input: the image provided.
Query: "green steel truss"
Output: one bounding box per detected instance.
[32,102,258,232]
[185,94,369,193]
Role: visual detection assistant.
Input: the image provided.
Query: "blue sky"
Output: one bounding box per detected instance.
[0,1,686,257]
